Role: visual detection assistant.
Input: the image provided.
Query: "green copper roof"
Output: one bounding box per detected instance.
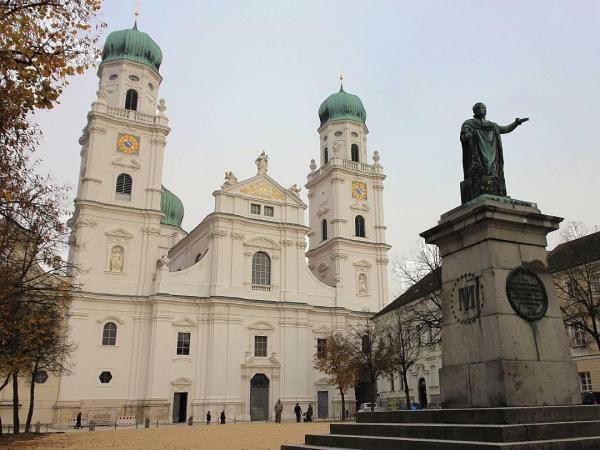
[318,86,367,126]
[101,23,162,72]
[160,186,184,227]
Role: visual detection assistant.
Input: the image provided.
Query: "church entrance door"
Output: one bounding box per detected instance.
[317,391,329,418]
[250,373,269,421]
[173,392,188,423]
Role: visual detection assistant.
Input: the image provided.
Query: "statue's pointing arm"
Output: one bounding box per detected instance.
[499,117,529,134]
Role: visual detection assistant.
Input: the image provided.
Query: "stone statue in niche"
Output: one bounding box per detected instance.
[255,151,269,174]
[110,246,124,272]
[358,273,368,295]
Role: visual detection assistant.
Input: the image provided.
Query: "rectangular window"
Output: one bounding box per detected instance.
[573,327,588,348]
[591,275,600,297]
[176,332,191,355]
[250,203,261,215]
[254,335,267,357]
[580,371,592,392]
[264,206,274,217]
[317,338,327,359]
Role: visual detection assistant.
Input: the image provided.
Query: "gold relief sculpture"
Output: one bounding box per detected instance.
[240,181,286,201]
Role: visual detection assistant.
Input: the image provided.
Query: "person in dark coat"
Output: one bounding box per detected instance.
[75,411,82,429]
[206,411,211,425]
[306,404,313,422]
[220,410,226,424]
[294,403,302,423]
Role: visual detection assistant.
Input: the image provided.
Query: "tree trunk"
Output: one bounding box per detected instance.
[370,380,376,412]
[25,364,37,432]
[402,371,411,408]
[0,373,10,392]
[340,389,345,421]
[12,371,19,434]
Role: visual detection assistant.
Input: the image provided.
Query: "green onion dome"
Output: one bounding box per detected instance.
[101,23,162,73]
[160,186,184,227]
[318,86,367,126]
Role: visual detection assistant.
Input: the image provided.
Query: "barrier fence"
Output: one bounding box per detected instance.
[1,414,354,435]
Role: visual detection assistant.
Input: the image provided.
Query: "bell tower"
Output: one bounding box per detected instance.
[68,23,179,296]
[306,81,390,311]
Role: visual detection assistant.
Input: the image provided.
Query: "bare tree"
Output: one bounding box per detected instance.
[313,333,356,420]
[393,240,442,348]
[346,317,391,412]
[553,265,600,352]
[386,308,422,408]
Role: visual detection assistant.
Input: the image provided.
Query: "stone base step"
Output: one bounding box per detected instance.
[282,434,600,450]
[357,406,600,425]
[330,420,600,442]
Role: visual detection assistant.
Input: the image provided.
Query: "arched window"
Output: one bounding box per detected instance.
[115,173,132,200]
[321,219,328,241]
[252,252,271,287]
[351,144,360,162]
[102,322,117,345]
[355,215,365,237]
[125,89,138,111]
[324,147,329,164]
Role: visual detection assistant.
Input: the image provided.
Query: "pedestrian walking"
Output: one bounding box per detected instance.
[206,411,211,425]
[306,404,313,422]
[75,411,82,429]
[220,410,226,424]
[274,399,283,423]
[294,403,302,423]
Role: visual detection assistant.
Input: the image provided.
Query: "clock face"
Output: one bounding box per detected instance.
[116,134,140,155]
[352,181,367,200]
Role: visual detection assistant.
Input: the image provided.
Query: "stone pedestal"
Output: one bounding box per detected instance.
[420,195,580,408]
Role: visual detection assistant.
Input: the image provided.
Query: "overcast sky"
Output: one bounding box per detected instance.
[35,1,599,296]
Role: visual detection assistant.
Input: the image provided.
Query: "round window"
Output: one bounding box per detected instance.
[108,74,118,81]
[351,132,359,137]
[129,75,140,82]
[334,131,343,137]
[148,82,154,91]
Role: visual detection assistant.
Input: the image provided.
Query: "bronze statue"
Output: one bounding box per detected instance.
[460,103,528,204]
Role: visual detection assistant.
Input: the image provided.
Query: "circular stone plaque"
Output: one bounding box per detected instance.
[506,267,548,321]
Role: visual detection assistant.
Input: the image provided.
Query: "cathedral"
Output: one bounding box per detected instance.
[56,23,390,424]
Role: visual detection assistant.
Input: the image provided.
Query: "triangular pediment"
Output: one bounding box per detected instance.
[172,317,197,327]
[350,201,370,212]
[243,236,280,250]
[105,228,133,240]
[312,325,331,334]
[317,202,330,217]
[111,156,141,170]
[353,259,372,269]
[247,320,275,331]
[220,173,306,207]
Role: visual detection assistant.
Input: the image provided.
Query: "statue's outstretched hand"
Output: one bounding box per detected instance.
[516,117,529,125]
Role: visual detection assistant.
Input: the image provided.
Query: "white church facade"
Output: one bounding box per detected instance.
[54,23,390,424]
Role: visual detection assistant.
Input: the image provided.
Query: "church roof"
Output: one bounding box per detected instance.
[318,86,367,127]
[372,268,441,319]
[101,23,162,73]
[161,186,184,227]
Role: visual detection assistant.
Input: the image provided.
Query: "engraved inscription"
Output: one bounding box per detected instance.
[506,267,548,321]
